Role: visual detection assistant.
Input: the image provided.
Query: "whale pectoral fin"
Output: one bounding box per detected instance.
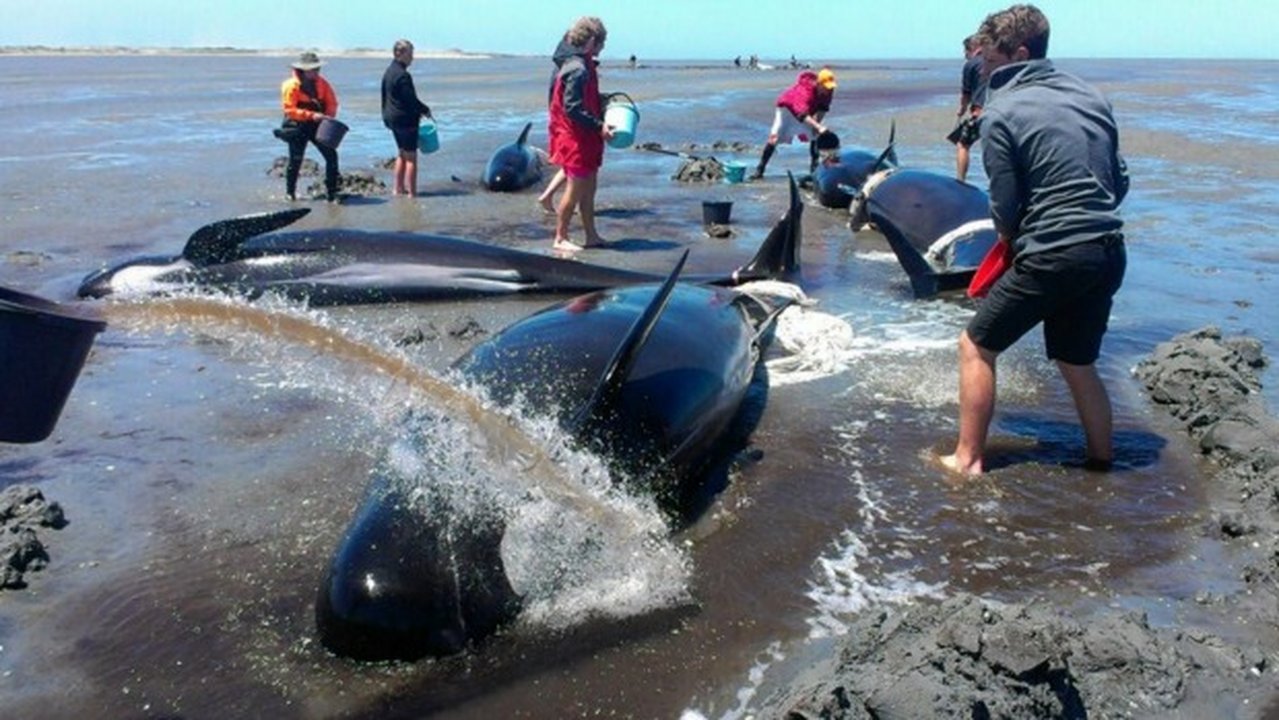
[182,208,310,267]
[570,251,689,436]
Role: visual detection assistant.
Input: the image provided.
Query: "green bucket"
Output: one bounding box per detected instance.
[604,92,639,149]
[419,120,440,154]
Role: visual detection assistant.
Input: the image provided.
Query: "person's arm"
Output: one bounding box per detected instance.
[397,73,432,119]
[560,62,603,132]
[282,80,320,123]
[981,111,1024,243]
[320,78,338,118]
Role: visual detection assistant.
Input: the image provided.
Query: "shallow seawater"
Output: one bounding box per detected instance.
[1,54,1277,718]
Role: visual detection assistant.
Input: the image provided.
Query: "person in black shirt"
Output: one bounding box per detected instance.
[381,39,433,197]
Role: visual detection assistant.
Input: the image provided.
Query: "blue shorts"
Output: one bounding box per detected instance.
[391,126,418,153]
[967,236,1126,365]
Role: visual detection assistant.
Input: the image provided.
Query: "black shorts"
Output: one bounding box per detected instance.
[967,236,1126,365]
[946,115,981,148]
[391,126,418,153]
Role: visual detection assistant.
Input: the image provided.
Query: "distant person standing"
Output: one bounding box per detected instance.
[751,67,837,179]
[947,34,987,182]
[940,3,1130,476]
[279,51,339,202]
[547,16,614,251]
[381,39,434,197]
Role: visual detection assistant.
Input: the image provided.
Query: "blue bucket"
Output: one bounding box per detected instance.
[604,92,639,149]
[419,120,440,154]
[721,162,747,184]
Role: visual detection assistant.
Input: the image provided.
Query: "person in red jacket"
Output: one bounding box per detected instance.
[279,51,340,202]
[752,67,837,179]
[547,17,614,252]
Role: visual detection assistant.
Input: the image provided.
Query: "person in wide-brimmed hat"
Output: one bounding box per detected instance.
[278,51,341,201]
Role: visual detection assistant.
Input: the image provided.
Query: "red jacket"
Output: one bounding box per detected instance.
[776,71,832,121]
[281,72,338,124]
[548,49,604,172]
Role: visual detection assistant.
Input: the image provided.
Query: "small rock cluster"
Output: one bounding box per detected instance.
[2,485,67,590]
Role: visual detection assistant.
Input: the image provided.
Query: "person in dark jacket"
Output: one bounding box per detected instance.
[947,34,987,182]
[279,51,340,201]
[941,4,1130,477]
[547,17,614,251]
[381,39,433,197]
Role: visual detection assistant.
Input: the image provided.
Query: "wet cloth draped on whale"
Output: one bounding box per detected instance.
[315,185,805,661]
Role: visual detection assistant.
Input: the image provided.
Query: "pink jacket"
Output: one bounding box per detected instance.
[776,71,832,121]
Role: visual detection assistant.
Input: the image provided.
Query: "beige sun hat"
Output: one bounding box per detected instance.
[291,51,324,70]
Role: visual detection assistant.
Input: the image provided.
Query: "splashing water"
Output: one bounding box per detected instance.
[103,294,692,631]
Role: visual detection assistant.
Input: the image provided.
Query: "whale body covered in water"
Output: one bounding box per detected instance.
[314,183,806,661]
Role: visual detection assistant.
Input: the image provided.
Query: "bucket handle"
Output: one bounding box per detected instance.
[604,91,636,108]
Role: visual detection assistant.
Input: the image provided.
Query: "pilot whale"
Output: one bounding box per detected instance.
[482,122,544,192]
[77,178,802,306]
[315,189,804,661]
[810,122,897,210]
[850,168,996,298]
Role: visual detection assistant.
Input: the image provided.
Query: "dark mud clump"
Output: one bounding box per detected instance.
[2,484,67,590]
[1134,326,1279,584]
[763,594,1265,719]
[267,158,389,199]
[758,326,1279,718]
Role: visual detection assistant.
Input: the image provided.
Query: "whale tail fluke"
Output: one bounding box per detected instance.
[729,172,802,284]
[182,207,310,267]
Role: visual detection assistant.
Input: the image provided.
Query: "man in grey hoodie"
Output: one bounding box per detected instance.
[941,4,1130,476]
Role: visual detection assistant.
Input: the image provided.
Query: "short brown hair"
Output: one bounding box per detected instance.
[978,4,1050,59]
[565,16,607,47]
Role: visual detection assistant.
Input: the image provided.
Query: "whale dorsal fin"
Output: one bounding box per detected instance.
[516,122,532,147]
[570,250,689,434]
[731,172,802,282]
[182,208,310,267]
[876,119,898,170]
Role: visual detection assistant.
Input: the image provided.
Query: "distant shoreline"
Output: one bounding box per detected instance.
[0,45,510,60]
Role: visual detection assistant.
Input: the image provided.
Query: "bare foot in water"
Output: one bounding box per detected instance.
[936,452,983,478]
[539,196,556,215]
[582,236,608,248]
[552,238,581,253]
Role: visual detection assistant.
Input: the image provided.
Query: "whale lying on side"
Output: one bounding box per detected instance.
[850,168,997,298]
[314,186,806,661]
[482,122,544,192]
[810,121,897,210]
[77,178,802,306]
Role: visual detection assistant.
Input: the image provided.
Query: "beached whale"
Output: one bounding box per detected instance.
[315,182,806,661]
[810,122,897,210]
[481,122,545,192]
[76,182,801,306]
[850,168,996,298]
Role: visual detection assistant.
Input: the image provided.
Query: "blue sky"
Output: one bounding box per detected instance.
[2,0,1275,60]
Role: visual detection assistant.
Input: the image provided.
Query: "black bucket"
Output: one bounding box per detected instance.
[0,286,107,443]
[702,200,733,226]
[315,118,349,149]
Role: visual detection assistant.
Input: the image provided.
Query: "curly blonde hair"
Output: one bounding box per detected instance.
[565,16,607,48]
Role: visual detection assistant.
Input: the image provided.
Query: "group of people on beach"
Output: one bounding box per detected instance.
[275,4,1129,479]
